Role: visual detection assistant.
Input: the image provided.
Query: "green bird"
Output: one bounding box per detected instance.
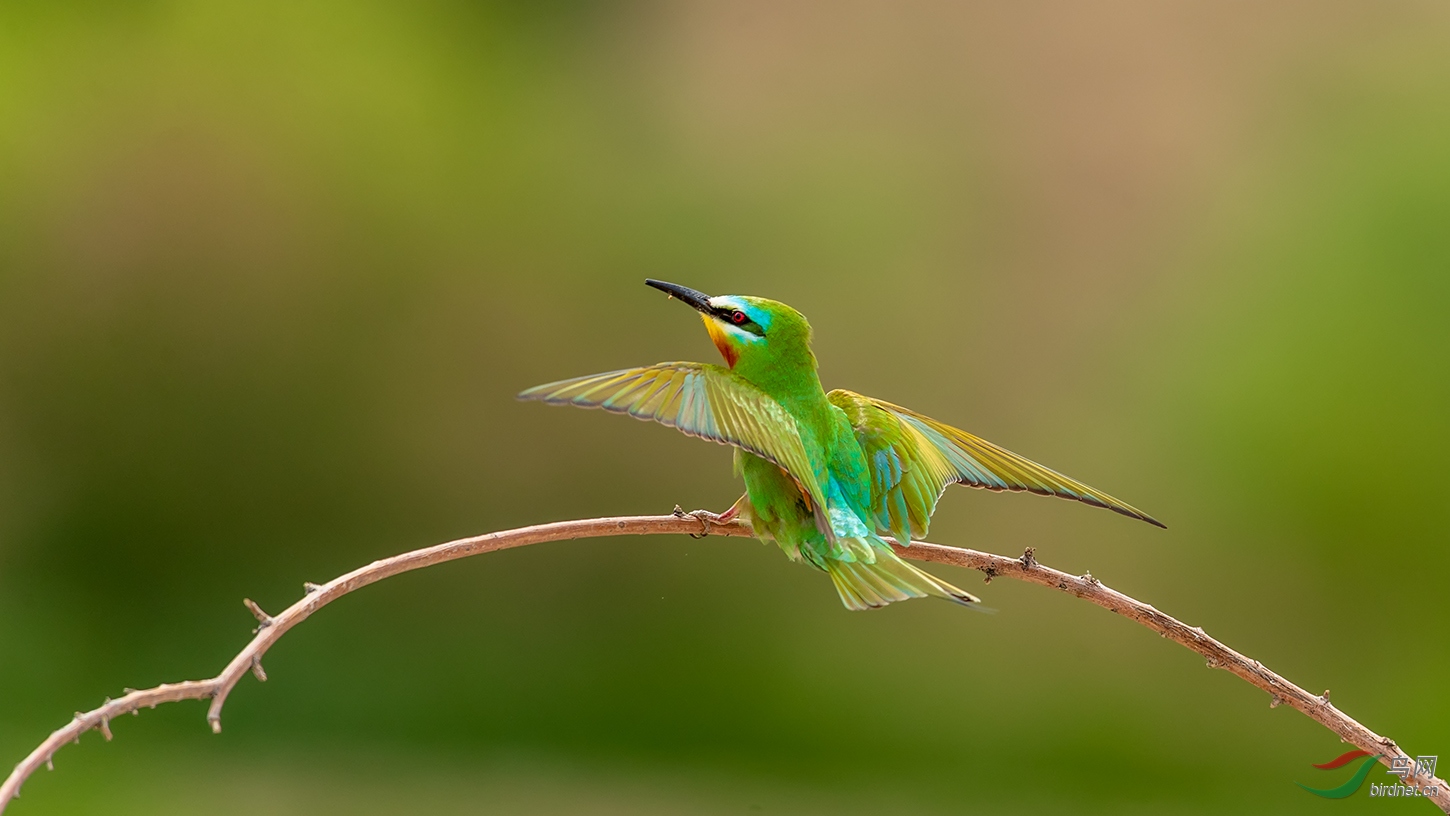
[520,280,1163,610]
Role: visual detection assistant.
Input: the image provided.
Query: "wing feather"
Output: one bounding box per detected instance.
[522,363,833,540]
[829,389,1163,542]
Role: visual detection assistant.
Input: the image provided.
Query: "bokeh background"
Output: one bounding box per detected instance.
[2,2,1447,813]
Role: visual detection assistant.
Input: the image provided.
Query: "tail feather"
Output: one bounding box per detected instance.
[826,548,982,611]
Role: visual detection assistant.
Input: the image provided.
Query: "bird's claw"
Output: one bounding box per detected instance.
[687,510,716,538]
[685,508,733,538]
[673,502,741,538]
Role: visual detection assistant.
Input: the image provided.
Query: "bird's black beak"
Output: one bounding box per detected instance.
[645,279,714,314]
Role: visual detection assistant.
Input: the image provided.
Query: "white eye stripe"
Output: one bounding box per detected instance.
[718,321,764,343]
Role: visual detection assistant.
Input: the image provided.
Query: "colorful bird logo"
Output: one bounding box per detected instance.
[1298,750,1382,798]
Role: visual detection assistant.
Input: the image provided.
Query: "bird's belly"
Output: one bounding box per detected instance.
[738,452,821,563]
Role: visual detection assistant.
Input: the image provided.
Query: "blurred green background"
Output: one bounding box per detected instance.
[1,1,1447,813]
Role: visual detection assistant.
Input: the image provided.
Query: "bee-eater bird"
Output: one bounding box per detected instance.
[520,280,1164,611]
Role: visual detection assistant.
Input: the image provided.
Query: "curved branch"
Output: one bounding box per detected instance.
[2,514,1444,812]
[894,539,1447,810]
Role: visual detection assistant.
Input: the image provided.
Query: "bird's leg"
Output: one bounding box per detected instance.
[675,497,744,538]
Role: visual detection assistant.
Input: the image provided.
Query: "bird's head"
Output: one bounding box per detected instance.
[645,279,815,374]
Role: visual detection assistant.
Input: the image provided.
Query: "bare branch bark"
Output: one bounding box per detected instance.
[3,514,1443,812]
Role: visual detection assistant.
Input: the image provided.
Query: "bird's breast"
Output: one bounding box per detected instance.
[701,315,739,368]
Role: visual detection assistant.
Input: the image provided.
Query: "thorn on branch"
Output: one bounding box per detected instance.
[1319,689,1331,704]
[303,581,323,594]
[243,598,273,631]
[1205,657,1222,669]
[1080,570,1098,586]
[44,756,52,771]
[1019,547,1036,568]
[97,701,113,742]
[981,566,997,584]
[671,505,685,517]
[1270,695,1282,708]
[250,656,268,682]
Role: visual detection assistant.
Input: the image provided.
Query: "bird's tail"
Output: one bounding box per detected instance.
[825,547,983,611]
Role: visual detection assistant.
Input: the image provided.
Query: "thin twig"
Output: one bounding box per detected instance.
[1,515,1443,812]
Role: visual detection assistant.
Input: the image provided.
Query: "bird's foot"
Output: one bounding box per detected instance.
[676,505,739,538]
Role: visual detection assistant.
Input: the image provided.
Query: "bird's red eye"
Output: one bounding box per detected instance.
[731,310,747,324]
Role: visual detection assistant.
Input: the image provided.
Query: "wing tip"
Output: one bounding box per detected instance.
[1107,502,1167,529]
[964,479,1168,529]
[516,389,585,407]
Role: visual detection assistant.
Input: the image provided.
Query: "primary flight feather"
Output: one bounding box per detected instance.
[520,280,1163,611]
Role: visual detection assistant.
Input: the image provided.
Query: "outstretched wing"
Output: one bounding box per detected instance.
[521,363,832,541]
[829,389,1163,544]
